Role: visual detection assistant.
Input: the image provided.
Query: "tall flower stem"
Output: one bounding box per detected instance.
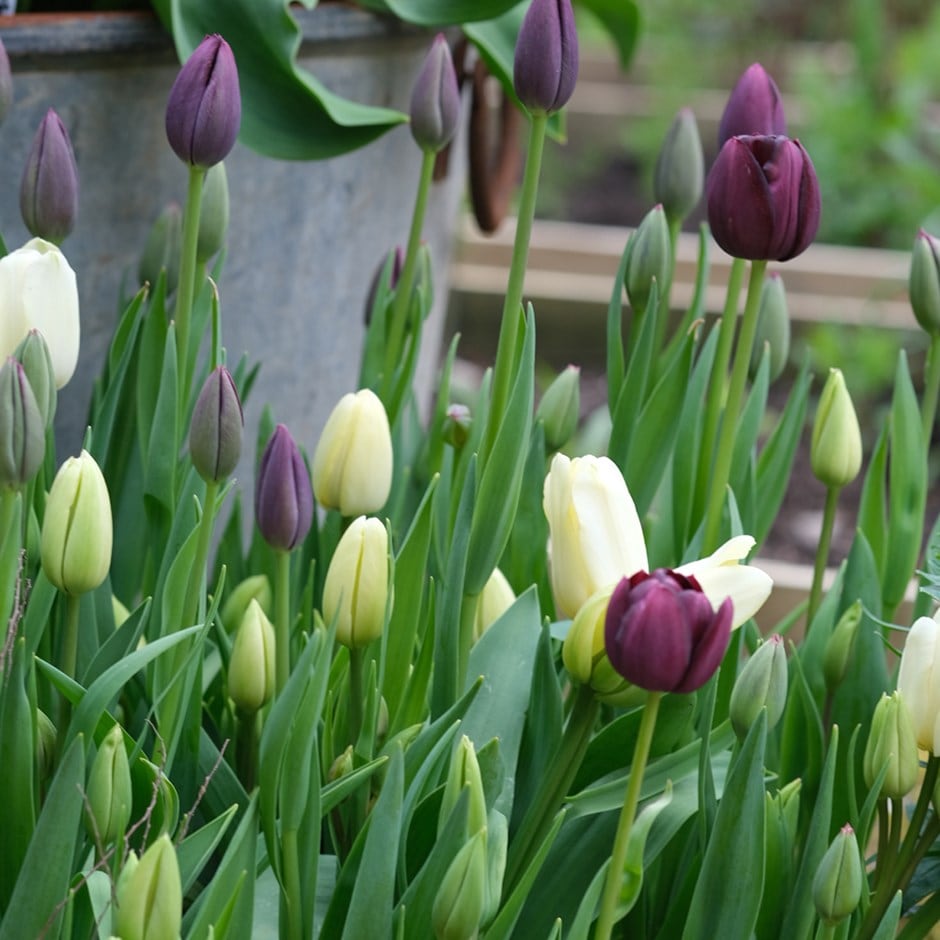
[182,480,218,631]
[921,332,940,446]
[693,256,746,525]
[275,549,292,697]
[702,259,767,552]
[595,690,663,940]
[505,683,600,891]
[383,149,436,401]
[348,646,364,749]
[56,591,82,754]
[484,112,548,463]
[806,485,840,630]
[175,164,206,412]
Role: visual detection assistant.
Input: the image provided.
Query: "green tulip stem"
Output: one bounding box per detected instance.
[693,256,746,525]
[281,827,304,940]
[384,148,436,401]
[813,920,836,940]
[56,591,82,752]
[175,164,207,411]
[275,549,292,697]
[702,258,767,552]
[485,111,548,463]
[595,690,663,940]
[806,485,840,631]
[182,480,218,632]
[348,646,364,749]
[505,683,600,892]
[921,332,940,445]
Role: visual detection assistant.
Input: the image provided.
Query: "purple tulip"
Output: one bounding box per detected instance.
[410,34,461,153]
[255,424,313,552]
[605,568,733,693]
[718,62,787,147]
[189,366,243,484]
[165,34,241,168]
[20,109,79,244]
[706,134,821,262]
[513,0,579,115]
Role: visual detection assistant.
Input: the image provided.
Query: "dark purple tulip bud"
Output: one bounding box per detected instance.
[513,0,579,115]
[717,62,787,147]
[706,134,821,262]
[410,34,460,153]
[20,109,79,244]
[605,568,733,693]
[189,366,243,483]
[165,34,241,168]
[0,37,13,126]
[255,423,313,552]
[0,357,45,489]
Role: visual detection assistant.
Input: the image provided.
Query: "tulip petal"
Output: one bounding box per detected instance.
[898,616,940,751]
[676,596,733,693]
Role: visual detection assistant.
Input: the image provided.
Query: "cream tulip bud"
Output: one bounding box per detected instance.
[0,238,80,388]
[729,635,788,739]
[439,735,488,838]
[432,830,487,940]
[113,834,182,940]
[863,691,919,800]
[473,567,516,643]
[84,722,132,846]
[535,365,580,451]
[228,599,276,714]
[220,573,272,633]
[323,516,389,648]
[822,600,862,691]
[41,450,112,596]
[811,368,862,489]
[897,615,940,754]
[313,389,393,516]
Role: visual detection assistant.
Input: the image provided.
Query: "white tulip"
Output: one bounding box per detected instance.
[897,614,940,754]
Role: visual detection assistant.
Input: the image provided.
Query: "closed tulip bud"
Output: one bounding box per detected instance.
[543,453,649,619]
[165,34,241,168]
[255,424,313,552]
[910,229,940,337]
[822,600,862,690]
[323,516,389,648]
[410,34,460,153]
[0,238,80,388]
[473,567,516,643]
[114,833,182,940]
[536,364,580,451]
[0,37,12,126]
[228,598,276,714]
[189,365,243,483]
[0,358,44,488]
[312,389,393,517]
[749,272,790,382]
[35,708,57,783]
[432,830,487,940]
[729,635,788,739]
[84,723,132,846]
[138,202,182,291]
[813,824,863,926]
[41,450,112,596]
[328,744,355,783]
[811,368,862,488]
[13,329,56,429]
[864,691,919,800]
[364,246,403,327]
[717,62,787,147]
[706,135,820,262]
[605,568,733,693]
[220,573,272,633]
[443,403,472,450]
[439,735,488,837]
[513,0,579,116]
[196,162,230,262]
[112,595,131,629]
[625,204,671,315]
[897,615,940,754]
[653,108,704,223]
[20,109,79,245]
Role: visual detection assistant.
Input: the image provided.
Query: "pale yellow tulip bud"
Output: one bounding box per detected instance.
[864,691,919,800]
[473,567,515,642]
[439,735,487,838]
[811,368,862,489]
[897,615,940,755]
[84,722,132,846]
[323,516,389,648]
[113,834,182,940]
[432,830,487,940]
[313,389,393,516]
[228,599,276,714]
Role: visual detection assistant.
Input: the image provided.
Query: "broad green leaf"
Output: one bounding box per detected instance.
[384,0,520,24]
[177,804,238,894]
[578,0,641,69]
[321,756,389,816]
[870,891,903,940]
[0,735,85,940]
[144,322,180,521]
[858,423,889,577]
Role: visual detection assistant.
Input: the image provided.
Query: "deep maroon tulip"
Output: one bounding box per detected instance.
[189,366,243,484]
[717,62,787,147]
[410,34,460,153]
[706,134,821,262]
[20,109,79,244]
[255,424,313,552]
[165,34,241,168]
[513,0,579,115]
[604,568,733,693]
